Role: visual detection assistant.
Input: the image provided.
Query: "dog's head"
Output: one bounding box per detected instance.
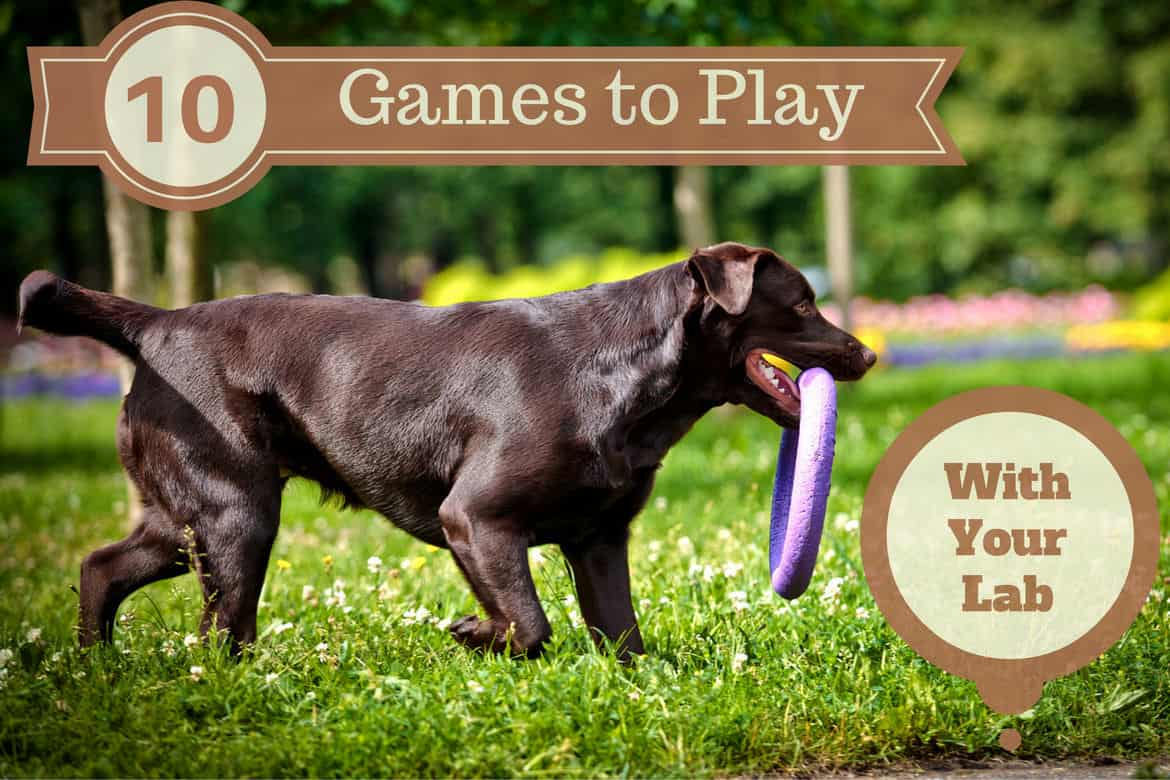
[687,241,876,427]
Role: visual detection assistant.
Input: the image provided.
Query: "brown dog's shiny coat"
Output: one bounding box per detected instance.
[18,242,874,658]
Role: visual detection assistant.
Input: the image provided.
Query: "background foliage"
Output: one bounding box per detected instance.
[2,0,1169,308]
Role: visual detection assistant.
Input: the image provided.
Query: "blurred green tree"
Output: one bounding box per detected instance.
[2,0,1168,310]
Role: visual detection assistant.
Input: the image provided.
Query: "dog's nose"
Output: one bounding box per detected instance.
[860,346,877,368]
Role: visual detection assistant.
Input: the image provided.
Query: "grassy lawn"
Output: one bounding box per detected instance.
[1,353,1168,777]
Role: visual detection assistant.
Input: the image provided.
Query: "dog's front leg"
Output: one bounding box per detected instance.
[562,529,645,661]
[439,495,551,658]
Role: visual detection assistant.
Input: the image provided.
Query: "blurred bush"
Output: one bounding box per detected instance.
[422,247,686,305]
[1134,268,1170,321]
[1066,320,1170,352]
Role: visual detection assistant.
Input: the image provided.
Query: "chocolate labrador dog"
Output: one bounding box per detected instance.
[18,241,874,659]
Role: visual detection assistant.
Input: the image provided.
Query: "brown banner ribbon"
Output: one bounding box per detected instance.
[28,1,964,211]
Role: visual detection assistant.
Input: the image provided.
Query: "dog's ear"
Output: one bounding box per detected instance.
[687,245,761,315]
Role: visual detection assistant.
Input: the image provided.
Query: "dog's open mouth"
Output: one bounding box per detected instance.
[745,348,801,418]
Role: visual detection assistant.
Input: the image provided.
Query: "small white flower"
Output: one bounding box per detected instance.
[833,512,851,531]
[0,648,13,667]
[189,665,204,682]
[628,690,641,701]
[717,528,732,541]
[435,617,452,631]
[721,561,744,578]
[25,627,42,643]
[562,594,575,607]
[302,584,316,602]
[729,591,750,612]
[702,564,716,583]
[315,642,328,652]
[648,540,662,554]
[272,621,294,635]
[638,598,651,609]
[855,606,870,620]
[659,596,670,605]
[821,576,845,604]
[845,518,860,533]
[731,652,748,673]
[366,556,383,574]
[654,497,668,511]
[305,692,316,702]
[402,606,431,625]
[183,633,199,648]
[530,548,545,565]
[677,536,693,555]
[265,672,279,684]
[467,680,485,694]
[325,587,347,608]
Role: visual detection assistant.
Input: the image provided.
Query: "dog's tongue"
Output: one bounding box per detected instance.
[754,351,801,416]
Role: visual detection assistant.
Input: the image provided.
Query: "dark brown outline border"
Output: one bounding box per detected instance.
[861,386,1160,714]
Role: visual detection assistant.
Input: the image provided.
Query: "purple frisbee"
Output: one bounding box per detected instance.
[768,367,837,599]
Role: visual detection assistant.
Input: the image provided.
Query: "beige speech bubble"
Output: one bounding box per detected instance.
[861,387,1159,722]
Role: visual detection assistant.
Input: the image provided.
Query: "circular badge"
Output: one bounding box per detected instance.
[103,13,267,193]
[861,387,1158,717]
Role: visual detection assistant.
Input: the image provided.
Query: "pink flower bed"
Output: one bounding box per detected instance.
[820,286,1120,336]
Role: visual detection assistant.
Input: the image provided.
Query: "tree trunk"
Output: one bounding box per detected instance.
[823,165,854,332]
[652,167,680,251]
[672,166,715,250]
[80,0,155,527]
[166,211,206,307]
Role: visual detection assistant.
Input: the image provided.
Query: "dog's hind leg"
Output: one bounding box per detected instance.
[79,509,188,647]
[192,486,281,654]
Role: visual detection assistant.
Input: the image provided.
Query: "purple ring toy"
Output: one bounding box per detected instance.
[768,367,837,599]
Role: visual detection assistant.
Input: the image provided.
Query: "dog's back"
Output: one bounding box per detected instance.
[16,273,634,542]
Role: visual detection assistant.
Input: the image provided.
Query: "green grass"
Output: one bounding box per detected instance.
[1,354,1168,777]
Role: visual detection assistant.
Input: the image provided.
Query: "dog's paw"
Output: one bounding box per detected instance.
[449,615,509,653]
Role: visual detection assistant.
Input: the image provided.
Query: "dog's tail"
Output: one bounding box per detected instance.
[17,270,162,358]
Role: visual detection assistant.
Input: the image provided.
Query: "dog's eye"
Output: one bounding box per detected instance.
[794,300,814,317]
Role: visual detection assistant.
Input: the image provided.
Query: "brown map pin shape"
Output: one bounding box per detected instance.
[861,387,1159,725]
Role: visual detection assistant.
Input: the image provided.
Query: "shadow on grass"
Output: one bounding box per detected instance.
[4,443,120,475]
